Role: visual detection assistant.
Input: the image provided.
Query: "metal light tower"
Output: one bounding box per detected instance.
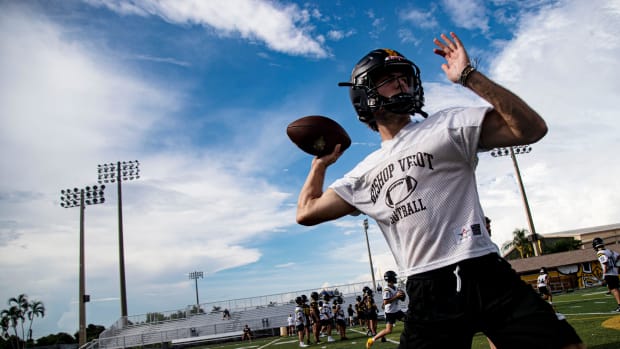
[490,146,541,256]
[363,218,377,292]
[188,271,203,313]
[60,185,105,346]
[97,160,140,318]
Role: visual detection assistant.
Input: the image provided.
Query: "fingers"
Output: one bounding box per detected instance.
[315,143,343,165]
[434,32,463,53]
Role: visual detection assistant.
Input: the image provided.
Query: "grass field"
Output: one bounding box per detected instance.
[194,286,619,349]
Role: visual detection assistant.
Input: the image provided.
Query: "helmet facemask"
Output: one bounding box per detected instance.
[340,49,426,130]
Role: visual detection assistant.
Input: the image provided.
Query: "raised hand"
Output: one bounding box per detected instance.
[433,32,471,84]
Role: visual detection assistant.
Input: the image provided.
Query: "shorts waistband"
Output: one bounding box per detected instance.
[407,253,500,280]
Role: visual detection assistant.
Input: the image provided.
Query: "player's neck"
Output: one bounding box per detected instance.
[377,114,411,140]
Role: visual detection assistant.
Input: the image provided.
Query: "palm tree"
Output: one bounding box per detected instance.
[26,301,45,342]
[503,228,534,258]
[1,314,10,340]
[1,305,24,349]
[8,294,29,345]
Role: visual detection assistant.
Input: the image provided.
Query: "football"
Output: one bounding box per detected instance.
[286,115,351,157]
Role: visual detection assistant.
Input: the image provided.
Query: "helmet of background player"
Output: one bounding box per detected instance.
[356,295,362,302]
[592,237,605,250]
[310,292,319,301]
[338,48,426,130]
[384,270,398,284]
[295,296,303,305]
[539,267,546,274]
[301,294,308,303]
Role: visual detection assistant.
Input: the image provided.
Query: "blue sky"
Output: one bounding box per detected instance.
[1,0,619,339]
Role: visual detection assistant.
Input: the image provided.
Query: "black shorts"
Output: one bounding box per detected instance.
[399,253,583,349]
[385,310,405,324]
[604,275,619,290]
[538,286,551,296]
[366,311,378,321]
[296,324,305,333]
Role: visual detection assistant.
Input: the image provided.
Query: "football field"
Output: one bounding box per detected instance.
[196,286,619,349]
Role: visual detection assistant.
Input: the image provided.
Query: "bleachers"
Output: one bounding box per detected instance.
[96,280,392,349]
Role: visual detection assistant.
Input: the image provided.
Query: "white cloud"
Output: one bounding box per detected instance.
[0,4,298,335]
[476,0,620,245]
[327,29,355,41]
[441,0,489,33]
[85,0,328,57]
[400,8,438,29]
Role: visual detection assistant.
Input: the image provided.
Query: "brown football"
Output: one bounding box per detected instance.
[286,115,351,157]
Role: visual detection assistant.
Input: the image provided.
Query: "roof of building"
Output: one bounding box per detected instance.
[507,248,596,274]
[543,223,620,237]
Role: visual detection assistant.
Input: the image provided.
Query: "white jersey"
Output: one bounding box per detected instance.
[320,303,333,320]
[597,249,619,276]
[294,306,304,326]
[334,305,345,320]
[537,273,548,288]
[330,107,498,276]
[382,285,401,314]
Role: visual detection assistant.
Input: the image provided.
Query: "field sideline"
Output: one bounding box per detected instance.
[194,286,619,349]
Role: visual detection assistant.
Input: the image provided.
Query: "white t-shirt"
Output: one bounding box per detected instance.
[597,249,619,276]
[382,285,401,314]
[294,306,304,326]
[537,273,548,288]
[330,107,498,276]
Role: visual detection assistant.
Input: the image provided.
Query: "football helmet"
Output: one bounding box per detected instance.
[295,296,303,305]
[592,237,604,249]
[384,270,398,284]
[310,291,319,301]
[339,48,426,129]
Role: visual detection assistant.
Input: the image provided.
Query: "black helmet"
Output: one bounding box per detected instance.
[310,291,319,301]
[592,237,604,249]
[301,294,308,303]
[295,296,303,305]
[384,270,398,283]
[356,295,362,302]
[339,48,426,129]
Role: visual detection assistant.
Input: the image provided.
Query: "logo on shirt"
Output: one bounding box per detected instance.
[456,224,482,244]
[385,176,417,208]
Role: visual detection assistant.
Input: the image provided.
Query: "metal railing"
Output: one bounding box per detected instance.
[97,280,379,348]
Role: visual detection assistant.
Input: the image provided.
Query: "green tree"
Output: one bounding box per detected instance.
[85,324,105,343]
[35,332,76,346]
[544,238,582,254]
[26,301,44,342]
[503,228,534,258]
[1,295,45,349]
[1,306,24,349]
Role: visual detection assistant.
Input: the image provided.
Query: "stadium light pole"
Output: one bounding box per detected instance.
[490,146,541,256]
[60,185,106,347]
[97,160,140,319]
[363,218,377,292]
[188,271,203,313]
